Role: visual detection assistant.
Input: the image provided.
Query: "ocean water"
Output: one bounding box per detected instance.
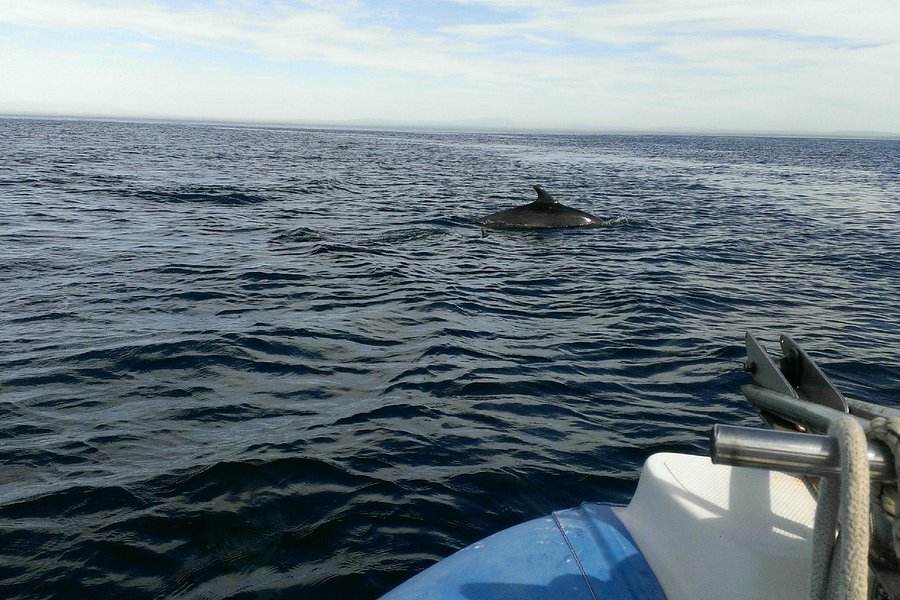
[1,117,899,599]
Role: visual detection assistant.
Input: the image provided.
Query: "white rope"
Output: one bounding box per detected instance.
[809,416,870,600]
[866,418,900,561]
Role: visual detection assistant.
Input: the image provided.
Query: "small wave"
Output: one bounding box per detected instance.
[475,217,629,231]
[168,402,300,423]
[9,311,76,323]
[366,226,448,245]
[309,241,365,255]
[63,338,330,379]
[305,227,448,254]
[272,227,325,243]
[129,186,269,205]
[284,177,361,195]
[333,403,440,426]
[601,216,631,227]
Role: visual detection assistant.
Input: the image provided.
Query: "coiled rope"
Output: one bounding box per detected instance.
[867,418,900,561]
[809,416,900,600]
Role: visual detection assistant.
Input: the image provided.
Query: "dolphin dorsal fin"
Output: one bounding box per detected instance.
[533,185,558,204]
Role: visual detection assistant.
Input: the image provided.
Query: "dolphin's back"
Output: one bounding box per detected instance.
[477,186,603,228]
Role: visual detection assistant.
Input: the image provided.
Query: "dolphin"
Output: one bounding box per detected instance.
[477,185,604,229]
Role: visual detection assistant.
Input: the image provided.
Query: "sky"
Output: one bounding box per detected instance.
[1,0,898,134]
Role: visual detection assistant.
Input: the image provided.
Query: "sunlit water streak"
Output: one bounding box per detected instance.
[1,118,899,598]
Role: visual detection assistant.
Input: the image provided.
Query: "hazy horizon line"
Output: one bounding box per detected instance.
[4,110,899,141]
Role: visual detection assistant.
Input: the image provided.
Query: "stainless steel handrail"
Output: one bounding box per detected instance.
[711,424,895,482]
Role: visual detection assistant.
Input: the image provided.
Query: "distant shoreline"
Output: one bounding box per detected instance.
[2,112,898,141]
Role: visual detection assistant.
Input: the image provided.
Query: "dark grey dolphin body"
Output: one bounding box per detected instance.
[477,185,604,229]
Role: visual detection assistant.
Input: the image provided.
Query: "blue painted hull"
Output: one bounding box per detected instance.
[381,503,666,599]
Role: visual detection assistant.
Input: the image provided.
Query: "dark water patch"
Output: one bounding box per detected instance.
[170,290,236,302]
[444,378,586,398]
[161,457,381,503]
[9,311,78,323]
[0,484,149,519]
[0,423,56,438]
[333,403,440,426]
[306,241,357,255]
[4,371,82,387]
[129,187,270,205]
[59,339,327,378]
[412,215,471,228]
[221,331,323,359]
[364,227,449,246]
[271,226,325,243]
[168,402,297,423]
[237,270,311,284]
[415,342,505,361]
[151,264,232,276]
[286,177,361,195]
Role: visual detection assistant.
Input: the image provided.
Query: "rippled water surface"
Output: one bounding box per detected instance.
[2,118,899,598]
